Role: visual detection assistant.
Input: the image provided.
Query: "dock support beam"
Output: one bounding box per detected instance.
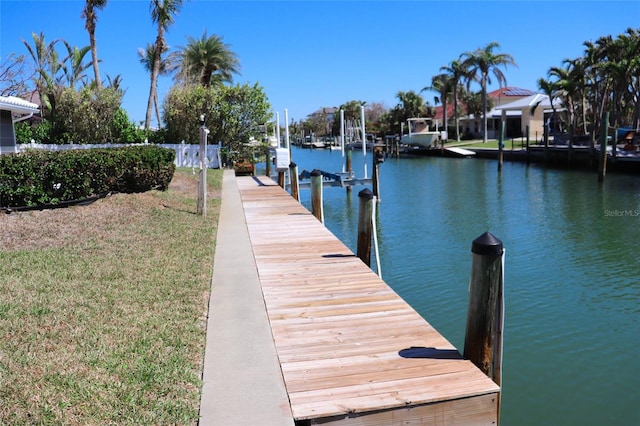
[289,162,300,202]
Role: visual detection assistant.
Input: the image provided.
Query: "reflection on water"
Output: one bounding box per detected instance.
[262,147,640,425]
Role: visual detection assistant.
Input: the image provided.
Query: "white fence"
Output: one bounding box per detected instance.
[15,142,222,169]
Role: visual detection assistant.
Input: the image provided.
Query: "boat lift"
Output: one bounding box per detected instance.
[294,169,371,189]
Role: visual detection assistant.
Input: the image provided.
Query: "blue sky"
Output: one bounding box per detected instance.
[1,0,639,128]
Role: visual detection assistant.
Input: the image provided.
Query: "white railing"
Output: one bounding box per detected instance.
[15,141,222,169]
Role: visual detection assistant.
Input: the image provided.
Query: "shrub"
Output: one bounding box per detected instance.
[0,145,175,208]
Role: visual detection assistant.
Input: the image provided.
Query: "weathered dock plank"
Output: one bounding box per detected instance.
[236,175,500,425]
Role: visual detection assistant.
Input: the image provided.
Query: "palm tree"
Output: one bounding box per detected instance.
[138,43,169,128]
[61,40,92,89]
[462,42,517,142]
[423,73,452,136]
[145,0,183,129]
[440,58,468,141]
[81,0,107,88]
[21,32,62,118]
[396,90,426,120]
[173,31,240,87]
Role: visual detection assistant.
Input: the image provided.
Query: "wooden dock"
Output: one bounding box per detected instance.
[236,175,500,425]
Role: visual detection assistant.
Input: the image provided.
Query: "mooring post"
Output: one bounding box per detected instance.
[356,189,374,267]
[464,231,504,389]
[598,112,609,182]
[310,169,324,223]
[372,149,384,202]
[278,171,285,188]
[498,119,504,171]
[346,147,353,174]
[289,161,300,202]
[525,125,530,165]
[543,123,549,164]
[345,147,353,192]
[265,146,271,177]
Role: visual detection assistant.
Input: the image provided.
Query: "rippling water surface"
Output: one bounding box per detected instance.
[261,147,640,425]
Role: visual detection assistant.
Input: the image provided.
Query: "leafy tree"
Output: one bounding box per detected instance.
[81,0,107,88]
[0,53,32,96]
[163,83,271,162]
[171,31,240,87]
[462,42,517,142]
[55,86,123,143]
[145,0,183,129]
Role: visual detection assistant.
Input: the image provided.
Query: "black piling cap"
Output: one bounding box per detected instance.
[358,188,374,199]
[471,232,503,256]
[289,161,297,168]
[310,169,322,177]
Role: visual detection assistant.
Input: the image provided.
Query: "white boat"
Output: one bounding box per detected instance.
[401,118,440,148]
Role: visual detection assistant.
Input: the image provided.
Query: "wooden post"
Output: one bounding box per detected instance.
[346,147,353,192]
[543,122,549,164]
[498,118,504,171]
[197,118,208,217]
[464,231,504,388]
[568,124,574,167]
[598,112,609,182]
[310,169,323,223]
[356,189,374,267]
[277,171,285,188]
[265,146,271,177]
[372,149,383,202]
[525,125,530,165]
[289,161,300,202]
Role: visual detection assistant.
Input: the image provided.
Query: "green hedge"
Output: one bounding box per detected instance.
[0,146,176,208]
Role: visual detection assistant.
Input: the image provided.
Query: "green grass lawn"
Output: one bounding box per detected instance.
[0,168,222,425]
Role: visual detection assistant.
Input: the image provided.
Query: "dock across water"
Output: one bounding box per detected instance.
[200,170,500,425]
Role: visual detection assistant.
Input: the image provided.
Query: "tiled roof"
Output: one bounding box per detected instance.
[0,95,39,114]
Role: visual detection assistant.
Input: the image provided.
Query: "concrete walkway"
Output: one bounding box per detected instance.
[199,170,294,426]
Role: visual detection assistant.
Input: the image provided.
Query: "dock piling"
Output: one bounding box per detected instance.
[598,112,609,182]
[464,231,504,388]
[356,189,374,267]
[265,147,271,177]
[310,169,324,223]
[372,149,384,202]
[289,162,300,202]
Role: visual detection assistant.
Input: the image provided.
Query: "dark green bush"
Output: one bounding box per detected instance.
[0,146,175,208]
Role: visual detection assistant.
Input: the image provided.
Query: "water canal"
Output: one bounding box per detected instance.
[259,146,639,425]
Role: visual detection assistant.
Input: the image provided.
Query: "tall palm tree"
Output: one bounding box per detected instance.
[440,59,468,141]
[423,73,452,136]
[145,0,183,129]
[173,31,240,87]
[81,0,107,88]
[138,43,169,128]
[462,42,517,142]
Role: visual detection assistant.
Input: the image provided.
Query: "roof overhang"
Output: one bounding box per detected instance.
[0,96,40,115]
